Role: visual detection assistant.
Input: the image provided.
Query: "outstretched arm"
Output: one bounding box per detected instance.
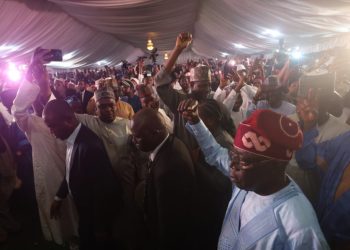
[179,99,231,176]
[155,32,192,112]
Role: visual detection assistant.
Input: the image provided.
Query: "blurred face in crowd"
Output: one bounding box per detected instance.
[54,80,66,97]
[137,84,158,109]
[131,123,157,152]
[77,80,86,92]
[288,81,299,96]
[179,75,190,94]
[121,85,132,96]
[144,76,154,86]
[44,112,74,140]
[230,148,285,193]
[266,88,283,108]
[190,81,211,101]
[96,98,117,123]
[131,110,166,152]
[130,79,138,86]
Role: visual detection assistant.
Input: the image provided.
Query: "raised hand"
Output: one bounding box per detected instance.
[175,32,193,51]
[164,32,193,74]
[26,47,48,83]
[178,98,199,125]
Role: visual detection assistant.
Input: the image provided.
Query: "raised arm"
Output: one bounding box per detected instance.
[155,32,192,111]
[164,32,192,75]
[12,49,53,132]
[11,80,40,133]
[178,99,231,176]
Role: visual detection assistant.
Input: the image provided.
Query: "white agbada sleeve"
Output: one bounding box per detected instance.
[11,80,79,245]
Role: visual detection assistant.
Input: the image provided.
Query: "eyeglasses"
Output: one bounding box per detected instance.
[230,153,274,171]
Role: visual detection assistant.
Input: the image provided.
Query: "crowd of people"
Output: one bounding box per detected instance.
[0,32,350,250]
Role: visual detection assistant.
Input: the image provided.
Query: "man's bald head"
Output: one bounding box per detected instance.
[43,99,78,140]
[44,99,75,120]
[132,108,168,152]
[133,108,166,131]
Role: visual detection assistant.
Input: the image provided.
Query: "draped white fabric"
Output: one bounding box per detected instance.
[0,0,144,68]
[193,0,350,57]
[1,0,350,68]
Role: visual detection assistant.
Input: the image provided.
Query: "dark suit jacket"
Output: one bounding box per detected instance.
[81,90,94,113]
[145,135,196,250]
[57,124,122,236]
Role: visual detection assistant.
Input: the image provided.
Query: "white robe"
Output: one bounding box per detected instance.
[12,81,78,245]
[75,113,131,173]
[215,84,257,126]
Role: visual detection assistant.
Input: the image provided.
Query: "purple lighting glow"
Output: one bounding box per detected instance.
[6,63,22,82]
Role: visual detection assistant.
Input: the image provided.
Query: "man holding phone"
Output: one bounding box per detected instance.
[12,48,78,245]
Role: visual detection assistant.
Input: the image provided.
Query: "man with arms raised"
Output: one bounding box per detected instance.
[179,99,329,249]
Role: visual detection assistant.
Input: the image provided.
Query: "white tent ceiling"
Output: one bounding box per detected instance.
[1,0,350,68]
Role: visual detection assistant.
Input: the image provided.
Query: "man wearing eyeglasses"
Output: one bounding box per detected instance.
[179,99,329,250]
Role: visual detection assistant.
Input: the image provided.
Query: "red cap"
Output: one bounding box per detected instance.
[234,110,303,161]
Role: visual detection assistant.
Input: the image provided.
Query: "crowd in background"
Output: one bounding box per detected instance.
[0,32,350,250]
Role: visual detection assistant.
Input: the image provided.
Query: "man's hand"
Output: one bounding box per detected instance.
[297,89,319,131]
[26,48,48,83]
[178,99,200,125]
[50,200,63,220]
[175,32,192,51]
[164,32,192,74]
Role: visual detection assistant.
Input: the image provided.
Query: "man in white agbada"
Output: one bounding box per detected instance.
[213,64,257,126]
[11,52,78,245]
[75,86,131,174]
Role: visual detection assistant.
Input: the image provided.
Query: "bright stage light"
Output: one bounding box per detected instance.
[291,51,302,60]
[63,52,76,61]
[96,60,107,66]
[234,43,246,49]
[221,52,229,57]
[262,29,282,38]
[7,63,21,82]
[229,60,236,66]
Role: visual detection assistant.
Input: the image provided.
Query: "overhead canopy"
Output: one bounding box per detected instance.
[1,0,350,68]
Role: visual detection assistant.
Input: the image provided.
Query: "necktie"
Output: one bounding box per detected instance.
[144,159,155,217]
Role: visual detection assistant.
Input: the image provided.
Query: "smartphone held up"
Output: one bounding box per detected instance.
[34,48,63,63]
